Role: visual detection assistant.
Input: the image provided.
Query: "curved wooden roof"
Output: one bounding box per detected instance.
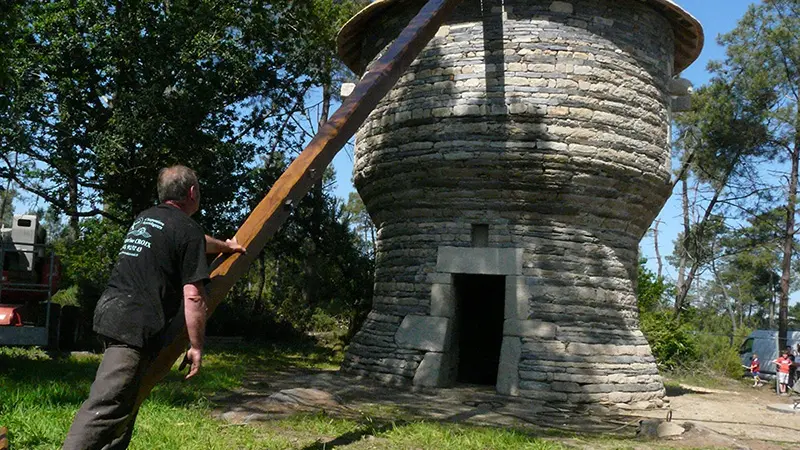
[337,0,704,75]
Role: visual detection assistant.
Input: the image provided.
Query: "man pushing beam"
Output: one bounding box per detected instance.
[63,0,463,448]
[63,166,245,449]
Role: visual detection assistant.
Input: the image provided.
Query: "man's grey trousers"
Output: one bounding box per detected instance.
[63,340,154,450]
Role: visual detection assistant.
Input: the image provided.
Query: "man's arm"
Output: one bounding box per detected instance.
[205,235,246,254]
[183,281,208,379]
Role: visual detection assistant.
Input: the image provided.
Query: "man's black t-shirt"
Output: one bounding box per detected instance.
[93,204,209,348]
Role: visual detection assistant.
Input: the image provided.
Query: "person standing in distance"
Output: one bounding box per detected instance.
[63,165,245,449]
[774,349,793,395]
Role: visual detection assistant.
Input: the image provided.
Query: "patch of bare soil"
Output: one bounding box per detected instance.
[635,381,798,450]
[212,367,799,449]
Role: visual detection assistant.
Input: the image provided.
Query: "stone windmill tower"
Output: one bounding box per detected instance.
[337,0,702,408]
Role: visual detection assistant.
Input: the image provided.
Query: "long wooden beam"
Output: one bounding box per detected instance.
[135,0,464,407]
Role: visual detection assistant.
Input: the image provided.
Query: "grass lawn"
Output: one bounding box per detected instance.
[0,343,575,450]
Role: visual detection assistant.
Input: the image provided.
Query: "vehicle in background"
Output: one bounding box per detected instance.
[739,329,800,375]
[0,214,74,349]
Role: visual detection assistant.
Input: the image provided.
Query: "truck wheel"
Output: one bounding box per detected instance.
[59,305,80,350]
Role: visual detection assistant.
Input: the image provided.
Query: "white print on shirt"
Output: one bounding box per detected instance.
[119,217,165,257]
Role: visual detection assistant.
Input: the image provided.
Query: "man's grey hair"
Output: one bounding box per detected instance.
[157,165,198,203]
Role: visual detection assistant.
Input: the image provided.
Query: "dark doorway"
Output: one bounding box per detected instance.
[454,274,505,385]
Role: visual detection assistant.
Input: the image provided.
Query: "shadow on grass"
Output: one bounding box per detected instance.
[664,384,711,397]
[1,339,343,411]
[150,339,344,409]
[664,382,710,397]
[0,349,100,380]
[300,421,404,450]
[0,349,100,407]
[295,414,605,450]
[220,378,642,450]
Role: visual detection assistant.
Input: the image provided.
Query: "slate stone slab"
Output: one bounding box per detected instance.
[395,315,451,352]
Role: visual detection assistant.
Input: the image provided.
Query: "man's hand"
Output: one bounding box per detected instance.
[183,282,207,380]
[205,235,246,254]
[225,237,246,254]
[179,347,203,380]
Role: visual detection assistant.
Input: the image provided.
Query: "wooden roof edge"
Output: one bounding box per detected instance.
[336,0,403,75]
[337,0,704,75]
[648,0,704,73]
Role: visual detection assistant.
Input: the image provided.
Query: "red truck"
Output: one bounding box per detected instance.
[0,214,70,349]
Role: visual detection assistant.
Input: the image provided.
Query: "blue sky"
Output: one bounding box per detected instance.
[326,0,760,284]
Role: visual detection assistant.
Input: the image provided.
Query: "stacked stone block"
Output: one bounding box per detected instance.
[338,0,702,408]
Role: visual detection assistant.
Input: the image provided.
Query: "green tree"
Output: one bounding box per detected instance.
[670,75,775,320]
[0,0,346,235]
[637,257,669,314]
[212,157,373,340]
[344,192,376,259]
[712,0,800,347]
[205,0,374,337]
[53,217,126,319]
[0,188,16,227]
[717,209,787,328]
[1,0,374,335]
[789,302,800,329]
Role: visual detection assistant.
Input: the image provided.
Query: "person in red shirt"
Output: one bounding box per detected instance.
[748,354,763,387]
[774,350,793,394]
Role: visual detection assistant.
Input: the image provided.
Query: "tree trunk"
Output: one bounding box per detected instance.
[302,64,332,310]
[68,174,79,236]
[769,270,776,328]
[675,178,689,318]
[674,188,722,320]
[738,293,743,329]
[734,285,743,330]
[674,153,742,321]
[0,175,13,228]
[779,134,799,349]
[368,216,376,258]
[710,244,736,346]
[253,252,267,316]
[653,219,663,279]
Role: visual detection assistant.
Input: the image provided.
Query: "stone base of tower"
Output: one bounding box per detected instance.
[342,245,665,409]
[503,330,665,407]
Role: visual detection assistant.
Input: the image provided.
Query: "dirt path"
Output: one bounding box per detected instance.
[635,382,798,449]
[213,368,799,449]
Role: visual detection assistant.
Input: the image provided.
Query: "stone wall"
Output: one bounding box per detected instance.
[342,0,676,408]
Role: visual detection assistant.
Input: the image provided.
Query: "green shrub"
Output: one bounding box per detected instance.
[692,328,751,378]
[640,311,698,370]
[205,282,300,341]
[636,259,698,370]
[51,284,80,306]
[309,309,346,333]
[54,218,126,318]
